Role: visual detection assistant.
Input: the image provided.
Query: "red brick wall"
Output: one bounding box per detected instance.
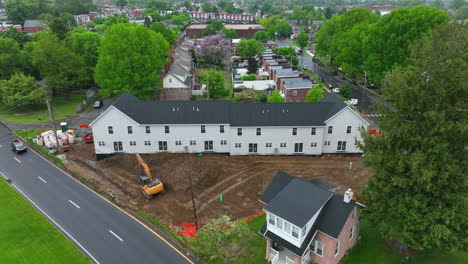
[24,27,42,33]
[186,28,262,39]
[158,88,191,101]
[309,206,360,264]
[284,88,309,102]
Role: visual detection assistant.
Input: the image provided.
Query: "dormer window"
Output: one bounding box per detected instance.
[169,78,172,83]
[292,226,299,238]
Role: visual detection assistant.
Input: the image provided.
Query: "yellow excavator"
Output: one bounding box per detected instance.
[135,153,164,199]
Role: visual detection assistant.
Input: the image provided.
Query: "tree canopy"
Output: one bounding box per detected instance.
[198,34,232,66]
[252,30,270,41]
[296,30,308,50]
[221,28,238,39]
[268,90,285,102]
[94,23,169,99]
[150,22,178,44]
[203,20,225,36]
[304,85,324,102]
[360,24,467,253]
[68,30,102,86]
[237,39,265,74]
[199,69,228,99]
[0,73,46,106]
[0,37,24,80]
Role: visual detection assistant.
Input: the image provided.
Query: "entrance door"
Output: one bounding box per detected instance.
[113,141,123,152]
[204,141,213,151]
[294,143,303,153]
[249,143,258,153]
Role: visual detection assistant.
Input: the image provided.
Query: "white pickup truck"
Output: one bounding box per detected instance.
[348,99,358,105]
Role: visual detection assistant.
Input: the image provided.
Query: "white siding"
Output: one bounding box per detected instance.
[91,105,368,155]
[163,74,187,89]
[322,107,367,154]
[266,212,302,248]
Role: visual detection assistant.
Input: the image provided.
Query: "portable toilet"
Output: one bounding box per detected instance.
[60,122,68,132]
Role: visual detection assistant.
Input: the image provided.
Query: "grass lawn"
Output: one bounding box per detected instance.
[0,94,83,124]
[342,218,468,264]
[0,179,90,264]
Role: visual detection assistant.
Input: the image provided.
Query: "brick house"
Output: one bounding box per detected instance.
[272,69,302,90]
[186,24,265,39]
[280,77,318,102]
[23,20,46,33]
[259,171,361,264]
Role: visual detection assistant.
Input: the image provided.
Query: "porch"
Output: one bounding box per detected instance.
[269,247,310,264]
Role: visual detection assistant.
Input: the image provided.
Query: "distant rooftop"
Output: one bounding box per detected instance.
[187,24,265,30]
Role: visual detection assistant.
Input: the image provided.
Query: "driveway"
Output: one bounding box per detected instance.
[2,98,115,131]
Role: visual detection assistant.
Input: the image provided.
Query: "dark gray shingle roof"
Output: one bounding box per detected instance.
[275,69,300,77]
[24,20,46,28]
[264,178,333,227]
[110,93,347,126]
[283,78,314,89]
[259,171,295,204]
[309,179,339,192]
[315,194,355,238]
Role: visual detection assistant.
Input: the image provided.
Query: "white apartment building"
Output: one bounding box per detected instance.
[90,93,368,158]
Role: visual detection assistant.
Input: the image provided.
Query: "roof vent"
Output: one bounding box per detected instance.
[192,106,195,111]
[197,107,199,111]
[172,107,175,111]
[177,107,179,111]
[262,110,264,114]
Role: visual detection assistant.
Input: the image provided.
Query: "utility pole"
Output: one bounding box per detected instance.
[45,87,59,149]
[188,169,199,231]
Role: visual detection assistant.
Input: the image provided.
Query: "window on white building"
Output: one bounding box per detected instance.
[280,143,286,147]
[144,140,151,146]
[294,143,303,153]
[235,143,241,148]
[201,125,206,133]
[165,126,170,134]
[311,142,317,147]
[98,141,105,146]
[175,140,182,145]
[127,126,133,134]
[311,128,316,135]
[190,140,196,145]
[268,214,275,226]
[130,141,136,146]
[159,141,168,150]
[256,128,261,136]
[292,128,297,135]
[145,126,151,134]
[302,225,307,237]
[328,126,333,134]
[346,126,352,134]
[238,128,242,136]
[292,226,299,238]
[108,126,113,134]
[221,140,227,145]
[337,141,347,151]
[113,141,122,151]
[276,217,283,229]
[266,143,272,148]
[220,125,224,133]
[335,240,340,256]
[325,141,330,146]
[284,221,291,234]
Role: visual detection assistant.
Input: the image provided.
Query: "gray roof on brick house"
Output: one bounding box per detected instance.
[24,20,46,28]
[109,92,348,126]
[275,69,300,77]
[283,78,314,89]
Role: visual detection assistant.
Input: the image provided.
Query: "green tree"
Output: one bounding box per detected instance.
[0,73,46,106]
[339,83,353,99]
[235,89,258,103]
[237,39,265,74]
[171,13,190,27]
[31,34,84,92]
[240,74,257,81]
[0,37,24,80]
[453,5,468,20]
[221,28,238,39]
[59,12,77,27]
[451,0,467,9]
[49,18,70,40]
[5,0,42,25]
[268,90,285,102]
[199,69,228,99]
[304,85,324,102]
[95,23,169,99]
[150,22,177,44]
[252,30,270,41]
[296,30,308,51]
[0,27,32,48]
[203,20,224,36]
[115,0,127,7]
[202,2,214,13]
[275,47,298,66]
[198,215,255,264]
[68,30,102,86]
[362,6,449,84]
[275,20,292,38]
[360,24,467,253]
[324,7,333,19]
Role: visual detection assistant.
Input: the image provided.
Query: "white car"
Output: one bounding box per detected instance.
[348,99,358,105]
[332,88,340,93]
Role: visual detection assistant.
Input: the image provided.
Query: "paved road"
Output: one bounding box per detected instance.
[0,124,194,264]
[276,39,388,126]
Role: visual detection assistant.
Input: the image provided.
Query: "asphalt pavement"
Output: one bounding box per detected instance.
[0,124,194,264]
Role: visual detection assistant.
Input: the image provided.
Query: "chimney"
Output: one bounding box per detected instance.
[344,189,353,203]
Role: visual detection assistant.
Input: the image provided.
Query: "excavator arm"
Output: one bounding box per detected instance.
[135,153,153,182]
[135,153,163,199]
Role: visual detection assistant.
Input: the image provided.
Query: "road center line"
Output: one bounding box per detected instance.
[68,200,80,209]
[12,184,100,264]
[109,230,124,242]
[37,176,47,183]
[14,157,21,163]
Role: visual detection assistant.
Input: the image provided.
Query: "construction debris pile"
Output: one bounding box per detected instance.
[34,129,76,150]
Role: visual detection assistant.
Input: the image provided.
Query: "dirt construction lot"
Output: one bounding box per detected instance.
[65,143,371,231]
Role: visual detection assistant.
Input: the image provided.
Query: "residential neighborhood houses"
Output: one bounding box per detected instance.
[0,1,466,264]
